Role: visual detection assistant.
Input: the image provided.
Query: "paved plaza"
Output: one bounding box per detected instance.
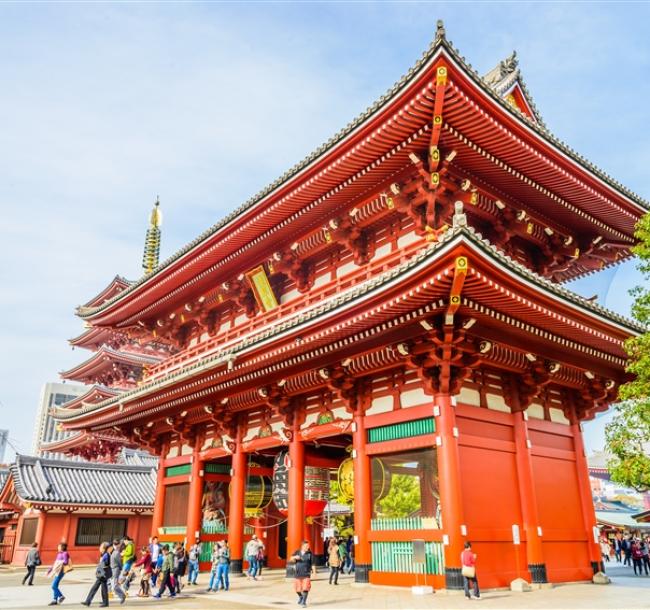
[1,564,649,610]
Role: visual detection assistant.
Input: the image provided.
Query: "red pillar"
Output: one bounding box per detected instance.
[286,431,305,574]
[151,458,166,538]
[571,414,603,574]
[352,408,372,582]
[228,432,247,574]
[186,439,204,545]
[513,410,547,583]
[435,393,466,589]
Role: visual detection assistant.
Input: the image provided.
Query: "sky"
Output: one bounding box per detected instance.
[0,2,648,462]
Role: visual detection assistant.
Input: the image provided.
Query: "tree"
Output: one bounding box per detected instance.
[376,474,421,518]
[606,213,650,492]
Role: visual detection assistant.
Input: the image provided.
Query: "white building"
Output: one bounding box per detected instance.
[0,430,7,463]
[32,382,87,458]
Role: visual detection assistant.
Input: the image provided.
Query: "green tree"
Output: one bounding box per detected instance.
[606,213,650,492]
[376,474,421,518]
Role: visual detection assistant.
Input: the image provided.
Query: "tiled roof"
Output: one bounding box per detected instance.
[117,448,159,468]
[54,222,644,425]
[0,468,9,494]
[77,21,648,321]
[10,455,155,508]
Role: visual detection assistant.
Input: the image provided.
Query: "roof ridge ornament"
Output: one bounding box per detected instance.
[435,19,446,43]
[452,200,467,228]
[500,50,518,77]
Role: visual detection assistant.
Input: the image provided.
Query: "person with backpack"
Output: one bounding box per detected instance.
[109,540,126,604]
[23,542,41,586]
[82,542,113,607]
[461,541,480,600]
[152,545,175,599]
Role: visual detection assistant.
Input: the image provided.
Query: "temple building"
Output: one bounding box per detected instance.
[53,23,647,590]
[0,455,155,565]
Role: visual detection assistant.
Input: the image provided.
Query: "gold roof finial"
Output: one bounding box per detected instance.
[142,197,163,275]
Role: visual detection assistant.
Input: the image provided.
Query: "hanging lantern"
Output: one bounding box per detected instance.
[272,452,330,517]
[304,466,329,517]
[337,457,390,504]
[244,462,272,516]
[272,451,290,515]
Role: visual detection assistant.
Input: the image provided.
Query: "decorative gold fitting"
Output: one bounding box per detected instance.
[526,222,534,234]
[431,172,440,185]
[436,66,448,85]
[386,196,395,210]
[433,115,443,125]
[469,192,478,205]
[430,146,440,162]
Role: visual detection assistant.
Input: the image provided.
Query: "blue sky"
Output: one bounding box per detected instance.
[0,2,648,460]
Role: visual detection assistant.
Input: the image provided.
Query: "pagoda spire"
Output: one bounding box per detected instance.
[142,197,163,275]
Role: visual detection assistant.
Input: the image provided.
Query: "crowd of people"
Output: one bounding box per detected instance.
[602,532,650,575]
[26,532,327,607]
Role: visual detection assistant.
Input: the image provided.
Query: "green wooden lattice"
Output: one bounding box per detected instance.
[165,464,191,477]
[367,417,435,443]
[371,541,444,575]
[204,463,231,474]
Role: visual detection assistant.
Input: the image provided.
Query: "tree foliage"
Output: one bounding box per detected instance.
[376,474,421,518]
[606,213,650,492]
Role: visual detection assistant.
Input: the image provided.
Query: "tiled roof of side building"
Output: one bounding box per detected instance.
[10,455,155,508]
[77,21,648,321]
[117,448,159,469]
[0,468,9,494]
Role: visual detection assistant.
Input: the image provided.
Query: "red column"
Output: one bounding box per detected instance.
[151,458,166,537]
[186,440,204,545]
[571,415,602,574]
[130,513,141,548]
[286,430,305,574]
[435,393,465,589]
[352,409,372,583]
[513,411,547,583]
[228,433,247,574]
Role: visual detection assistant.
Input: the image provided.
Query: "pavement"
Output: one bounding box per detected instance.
[1,562,649,609]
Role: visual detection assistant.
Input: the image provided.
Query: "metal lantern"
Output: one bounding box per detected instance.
[337,457,390,504]
[272,451,290,515]
[304,466,329,517]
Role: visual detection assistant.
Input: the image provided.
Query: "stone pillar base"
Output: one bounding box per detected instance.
[230,559,243,575]
[591,560,605,575]
[445,567,463,590]
[528,563,548,583]
[354,563,371,583]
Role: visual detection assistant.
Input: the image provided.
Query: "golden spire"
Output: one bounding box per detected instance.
[142,197,163,274]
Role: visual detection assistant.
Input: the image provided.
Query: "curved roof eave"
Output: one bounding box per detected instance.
[76,26,648,326]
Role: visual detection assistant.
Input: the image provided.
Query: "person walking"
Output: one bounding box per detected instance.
[134,546,152,597]
[327,539,341,585]
[256,539,266,578]
[290,540,314,607]
[47,542,71,606]
[187,539,200,586]
[216,540,230,591]
[337,538,347,575]
[461,541,480,600]
[632,539,644,575]
[82,542,113,608]
[149,537,161,588]
[245,535,261,580]
[344,536,353,574]
[109,540,126,604]
[153,545,175,599]
[642,539,650,575]
[120,536,136,593]
[23,542,41,586]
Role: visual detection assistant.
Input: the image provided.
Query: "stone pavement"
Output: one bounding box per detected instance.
[1,563,649,609]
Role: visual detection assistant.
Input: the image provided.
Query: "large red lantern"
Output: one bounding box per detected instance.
[272,451,329,517]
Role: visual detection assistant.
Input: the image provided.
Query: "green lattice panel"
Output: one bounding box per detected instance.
[199,541,213,562]
[165,464,191,477]
[371,541,444,575]
[367,417,435,443]
[202,521,228,534]
[160,526,187,535]
[204,463,231,474]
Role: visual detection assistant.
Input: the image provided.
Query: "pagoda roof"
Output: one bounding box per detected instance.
[55,223,644,429]
[60,347,161,384]
[38,429,136,456]
[76,23,647,329]
[69,326,125,350]
[81,275,132,309]
[8,455,155,509]
[58,385,123,411]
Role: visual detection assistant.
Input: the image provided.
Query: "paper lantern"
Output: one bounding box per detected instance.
[304,466,329,517]
[272,451,290,515]
[337,457,390,504]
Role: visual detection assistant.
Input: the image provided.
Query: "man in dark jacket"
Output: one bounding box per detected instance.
[290,541,314,607]
[82,542,113,607]
[23,542,41,586]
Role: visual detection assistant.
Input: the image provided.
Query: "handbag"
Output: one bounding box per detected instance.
[461,565,475,578]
